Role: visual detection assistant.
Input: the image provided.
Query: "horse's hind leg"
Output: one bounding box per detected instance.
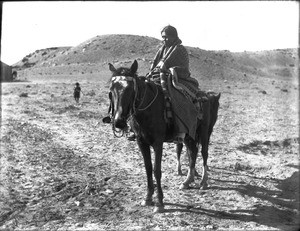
[199,135,209,190]
[138,142,155,206]
[179,138,198,189]
[177,143,200,177]
[176,143,184,175]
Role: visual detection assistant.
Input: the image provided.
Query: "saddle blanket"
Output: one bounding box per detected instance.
[166,75,200,140]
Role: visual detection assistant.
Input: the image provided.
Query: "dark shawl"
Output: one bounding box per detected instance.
[152,39,199,92]
[151,39,201,140]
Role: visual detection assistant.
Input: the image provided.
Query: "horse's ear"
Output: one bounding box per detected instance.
[130,60,138,74]
[109,63,117,72]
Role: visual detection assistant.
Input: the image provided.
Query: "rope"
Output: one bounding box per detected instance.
[136,83,159,111]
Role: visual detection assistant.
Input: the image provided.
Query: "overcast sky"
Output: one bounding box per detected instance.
[1,1,299,65]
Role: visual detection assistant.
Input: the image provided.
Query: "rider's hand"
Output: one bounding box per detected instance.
[158,61,167,72]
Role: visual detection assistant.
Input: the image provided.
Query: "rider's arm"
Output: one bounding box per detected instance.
[151,47,164,71]
[163,45,189,70]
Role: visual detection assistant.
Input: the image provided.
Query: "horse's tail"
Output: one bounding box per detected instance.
[208,92,221,136]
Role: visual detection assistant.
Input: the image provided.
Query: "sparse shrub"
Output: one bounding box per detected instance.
[258,90,267,94]
[19,93,28,97]
[282,138,291,147]
[24,62,35,68]
[86,90,96,96]
[234,162,252,171]
[22,57,29,63]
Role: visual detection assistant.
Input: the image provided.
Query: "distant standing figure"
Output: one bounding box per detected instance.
[74,82,82,103]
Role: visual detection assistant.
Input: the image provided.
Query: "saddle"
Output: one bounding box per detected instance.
[147,69,207,124]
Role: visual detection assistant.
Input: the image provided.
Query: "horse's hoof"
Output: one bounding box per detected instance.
[199,183,208,190]
[153,206,164,213]
[179,183,189,190]
[141,200,154,206]
[177,170,183,176]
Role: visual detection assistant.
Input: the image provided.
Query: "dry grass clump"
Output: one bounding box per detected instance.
[19,93,28,97]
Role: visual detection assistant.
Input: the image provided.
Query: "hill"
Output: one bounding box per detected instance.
[13,34,298,82]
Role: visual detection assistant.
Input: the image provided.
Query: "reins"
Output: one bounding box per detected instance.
[132,78,159,113]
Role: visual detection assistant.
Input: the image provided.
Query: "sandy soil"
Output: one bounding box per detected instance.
[0,73,299,230]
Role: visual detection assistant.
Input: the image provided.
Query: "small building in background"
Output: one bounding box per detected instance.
[1,61,13,82]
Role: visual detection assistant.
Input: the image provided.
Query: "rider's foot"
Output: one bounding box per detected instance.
[174,133,185,144]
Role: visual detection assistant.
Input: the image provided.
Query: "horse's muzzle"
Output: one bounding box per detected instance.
[114,118,128,130]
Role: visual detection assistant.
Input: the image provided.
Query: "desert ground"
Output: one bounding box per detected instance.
[0,62,299,231]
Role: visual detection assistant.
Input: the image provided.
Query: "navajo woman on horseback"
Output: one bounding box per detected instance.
[141,25,204,143]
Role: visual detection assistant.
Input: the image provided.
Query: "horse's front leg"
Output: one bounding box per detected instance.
[152,142,164,213]
[176,143,184,175]
[138,141,155,206]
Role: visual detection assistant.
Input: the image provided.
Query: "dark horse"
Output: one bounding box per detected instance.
[106,60,220,213]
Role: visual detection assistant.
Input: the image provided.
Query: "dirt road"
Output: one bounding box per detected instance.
[1,75,299,230]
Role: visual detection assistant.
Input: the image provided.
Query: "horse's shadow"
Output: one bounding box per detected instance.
[163,168,299,230]
[236,137,299,155]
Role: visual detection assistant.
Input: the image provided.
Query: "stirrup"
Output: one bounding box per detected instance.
[174,137,184,144]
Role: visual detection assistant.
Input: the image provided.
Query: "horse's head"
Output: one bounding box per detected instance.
[108,60,138,130]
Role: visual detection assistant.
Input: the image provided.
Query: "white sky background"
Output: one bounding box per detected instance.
[1,1,299,65]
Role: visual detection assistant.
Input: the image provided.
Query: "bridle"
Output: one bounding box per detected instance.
[110,75,159,137]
